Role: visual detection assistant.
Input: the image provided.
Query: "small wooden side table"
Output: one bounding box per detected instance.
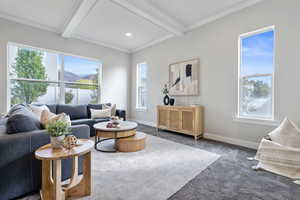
[35,139,94,200]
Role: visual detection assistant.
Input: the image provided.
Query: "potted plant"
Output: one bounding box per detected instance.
[46,120,70,149]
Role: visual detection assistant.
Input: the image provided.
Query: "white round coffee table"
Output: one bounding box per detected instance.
[93,121,138,152]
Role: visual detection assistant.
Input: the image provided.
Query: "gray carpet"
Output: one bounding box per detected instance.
[137,124,300,200]
[20,133,219,200]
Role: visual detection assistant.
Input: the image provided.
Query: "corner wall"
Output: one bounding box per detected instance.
[0,18,130,113]
[130,0,300,145]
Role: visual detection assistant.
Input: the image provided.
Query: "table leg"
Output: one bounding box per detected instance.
[41,160,64,200]
[53,160,64,200]
[65,152,91,198]
[41,160,52,200]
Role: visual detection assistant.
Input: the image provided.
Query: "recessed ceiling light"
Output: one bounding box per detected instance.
[125,32,133,37]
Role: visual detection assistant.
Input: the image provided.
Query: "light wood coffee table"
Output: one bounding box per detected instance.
[93,121,139,152]
[35,139,94,200]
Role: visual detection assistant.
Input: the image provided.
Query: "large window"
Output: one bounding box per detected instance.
[238,26,275,120]
[8,44,101,106]
[136,62,147,109]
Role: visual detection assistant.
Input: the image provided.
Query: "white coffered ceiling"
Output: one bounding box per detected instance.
[0,0,263,53]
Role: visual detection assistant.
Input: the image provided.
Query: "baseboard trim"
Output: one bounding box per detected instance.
[129,119,157,127]
[130,118,259,150]
[204,133,259,150]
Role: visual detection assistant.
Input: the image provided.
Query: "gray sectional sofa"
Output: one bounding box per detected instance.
[0,103,126,200]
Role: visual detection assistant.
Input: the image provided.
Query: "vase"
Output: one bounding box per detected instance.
[50,135,65,149]
[163,95,170,105]
[170,98,175,106]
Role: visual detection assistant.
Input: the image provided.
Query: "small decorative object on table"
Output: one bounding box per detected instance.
[106,122,121,128]
[46,120,70,149]
[162,83,170,105]
[169,98,175,106]
[62,135,78,149]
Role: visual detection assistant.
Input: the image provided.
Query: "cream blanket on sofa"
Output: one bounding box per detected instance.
[255,138,300,179]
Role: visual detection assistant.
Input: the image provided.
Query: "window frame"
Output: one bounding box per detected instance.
[136,62,147,111]
[7,42,102,109]
[236,26,278,125]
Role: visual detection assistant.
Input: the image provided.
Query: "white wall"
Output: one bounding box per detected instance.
[130,0,300,145]
[0,18,130,113]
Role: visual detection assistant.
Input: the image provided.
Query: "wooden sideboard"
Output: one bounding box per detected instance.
[157,105,204,140]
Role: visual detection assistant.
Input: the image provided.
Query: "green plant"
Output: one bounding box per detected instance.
[46,120,70,137]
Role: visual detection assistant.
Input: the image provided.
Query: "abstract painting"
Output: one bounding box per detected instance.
[169,58,199,96]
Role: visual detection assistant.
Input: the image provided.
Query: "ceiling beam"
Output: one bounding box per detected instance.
[109,0,185,36]
[62,0,98,38]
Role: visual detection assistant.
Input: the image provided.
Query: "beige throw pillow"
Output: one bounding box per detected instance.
[90,108,111,119]
[29,105,50,121]
[268,118,300,148]
[41,110,71,127]
[103,104,116,116]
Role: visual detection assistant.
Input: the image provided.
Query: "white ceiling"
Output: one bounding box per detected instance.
[0,0,263,53]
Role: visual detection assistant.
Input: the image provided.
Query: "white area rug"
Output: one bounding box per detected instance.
[21,134,220,200]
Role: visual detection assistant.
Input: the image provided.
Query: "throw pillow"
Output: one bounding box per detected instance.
[6,105,41,134]
[103,104,116,116]
[41,110,71,127]
[29,105,50,121]
[90,108,111,119]
[268,118,300,148]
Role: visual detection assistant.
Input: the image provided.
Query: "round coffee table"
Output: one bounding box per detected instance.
[93,121,137,152]
[35,139,94,200]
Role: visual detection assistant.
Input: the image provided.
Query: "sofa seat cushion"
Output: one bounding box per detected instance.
[93,117,110,123]
[71,119,95,128]
[6,105,41,134]
[57,104,88,120]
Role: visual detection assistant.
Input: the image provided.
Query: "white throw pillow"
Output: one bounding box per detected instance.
[268,118,300,148]
[90,108,111,119]
[103,104,116,116]
[41,110,71,127]
[29,105,50,121]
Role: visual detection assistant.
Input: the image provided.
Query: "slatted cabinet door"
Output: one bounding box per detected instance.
[181,109,195,133]
[157,105,203,140]
[157,107,169,129]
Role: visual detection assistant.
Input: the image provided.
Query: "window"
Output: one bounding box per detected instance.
[136,62,147,109]
[8,44,101,106]
[238,26,275,120]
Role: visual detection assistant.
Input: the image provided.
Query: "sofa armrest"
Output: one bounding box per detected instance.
[0,124,90,168]
[0,125,90,199]
[116,109,126,120]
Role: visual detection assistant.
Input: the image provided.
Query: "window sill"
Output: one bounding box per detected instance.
[233,115,280,126]
[135,108,147,112]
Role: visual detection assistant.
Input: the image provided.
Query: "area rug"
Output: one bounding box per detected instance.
[20,133,220,200]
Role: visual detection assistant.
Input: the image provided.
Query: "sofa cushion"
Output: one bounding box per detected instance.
[7,104,26,116]
[6,105,41,134]
[87,104,102,118]
[29,105,50,121]
[56,104,88,120]
[71,119,95,128]
[46,104,57,114]
[94,117,110,123]
[90,108,111,119]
